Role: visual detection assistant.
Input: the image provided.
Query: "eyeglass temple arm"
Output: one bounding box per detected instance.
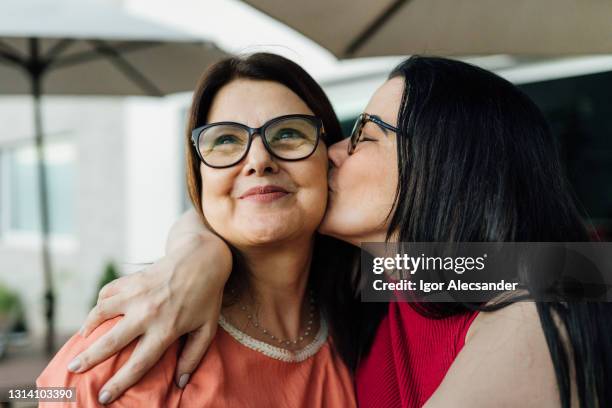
[369,115,399,133]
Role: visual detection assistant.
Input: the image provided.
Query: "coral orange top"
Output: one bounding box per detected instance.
[37,316,356,407]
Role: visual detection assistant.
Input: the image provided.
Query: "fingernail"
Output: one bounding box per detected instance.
[178,373,190,389]
[67,358,81,372]
[98,390,111,405]
[79,326,85,336]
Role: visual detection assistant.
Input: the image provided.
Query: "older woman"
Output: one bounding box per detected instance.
[37,53,357,407]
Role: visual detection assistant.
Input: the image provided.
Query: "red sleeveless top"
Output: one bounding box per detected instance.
[355,302,479,408]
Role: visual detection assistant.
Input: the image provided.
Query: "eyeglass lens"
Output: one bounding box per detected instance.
[196,117,319,167]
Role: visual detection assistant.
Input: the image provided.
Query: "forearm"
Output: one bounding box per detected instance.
[165,208,220,254]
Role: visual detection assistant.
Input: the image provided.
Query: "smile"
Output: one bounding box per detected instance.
[239,185,290,203]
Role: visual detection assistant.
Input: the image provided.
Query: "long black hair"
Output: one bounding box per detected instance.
[379,56,611,407]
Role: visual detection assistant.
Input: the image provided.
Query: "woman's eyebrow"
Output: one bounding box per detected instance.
[365,121,389,136]
[376,122,391,135]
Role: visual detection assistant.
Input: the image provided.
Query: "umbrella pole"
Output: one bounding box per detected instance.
[29,38,55,355]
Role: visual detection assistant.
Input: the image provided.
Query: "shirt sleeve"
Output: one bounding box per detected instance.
[36,317,180,407]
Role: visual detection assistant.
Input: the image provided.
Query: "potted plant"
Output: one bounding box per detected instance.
[0,283,23,359]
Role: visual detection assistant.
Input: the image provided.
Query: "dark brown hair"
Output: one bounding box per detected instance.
[185,52,343,214]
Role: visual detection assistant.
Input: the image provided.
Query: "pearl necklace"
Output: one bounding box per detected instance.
[238,289,317,348]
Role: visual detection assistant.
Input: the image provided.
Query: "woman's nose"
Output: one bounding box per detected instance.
[242,136,279,176]
[327,138,349,168]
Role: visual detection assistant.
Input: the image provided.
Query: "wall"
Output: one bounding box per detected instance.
[0,96,127,337]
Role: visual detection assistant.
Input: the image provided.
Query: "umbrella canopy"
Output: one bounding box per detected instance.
[0,0,226,95]
[243,0,612,58]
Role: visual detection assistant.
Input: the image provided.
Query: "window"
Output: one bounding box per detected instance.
[1,139,76,236]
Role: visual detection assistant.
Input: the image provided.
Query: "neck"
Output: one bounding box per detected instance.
[228,235,316,341]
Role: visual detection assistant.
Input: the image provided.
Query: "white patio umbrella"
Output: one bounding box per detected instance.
[243,0,612,58]
[0,0,226,353]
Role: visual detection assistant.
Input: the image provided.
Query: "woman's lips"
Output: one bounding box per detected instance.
[242,191,289,202]
[239,185,290,202]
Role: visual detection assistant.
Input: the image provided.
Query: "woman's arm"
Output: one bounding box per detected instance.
[69,209,232,404]
[164,208,220,254]
[423,302,575,408]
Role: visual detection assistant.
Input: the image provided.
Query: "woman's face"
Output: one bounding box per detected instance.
[319,76,404,245]
[200,79,328,249]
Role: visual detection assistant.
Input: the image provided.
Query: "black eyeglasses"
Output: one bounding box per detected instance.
[348,113,399,155]
[191,114,324,168]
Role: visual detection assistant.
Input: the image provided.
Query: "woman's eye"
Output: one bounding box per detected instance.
[361,137,377,142]
[213,135,239,146]
[271,129,306,141]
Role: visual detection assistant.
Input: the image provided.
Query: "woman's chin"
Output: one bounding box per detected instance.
[242,231,292,246]
[318,212,383,246]
[318,213,353,242]
[236,222,308,247]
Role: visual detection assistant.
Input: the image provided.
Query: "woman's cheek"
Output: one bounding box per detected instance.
[200,171,236,226]
[343,154,370,194]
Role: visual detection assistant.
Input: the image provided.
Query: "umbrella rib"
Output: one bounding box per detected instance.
[344,0,410,57]
[44,39,76,62]
[0,40,25,65]
[87,40,164,96]
[50,42,161,69]
[0,48,25,68]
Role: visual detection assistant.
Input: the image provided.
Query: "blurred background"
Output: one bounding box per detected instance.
[1,0,611,402]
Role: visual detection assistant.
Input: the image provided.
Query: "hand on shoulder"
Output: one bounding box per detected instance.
[37,317,180,407]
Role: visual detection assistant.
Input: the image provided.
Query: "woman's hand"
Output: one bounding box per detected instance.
[67,212,232,404]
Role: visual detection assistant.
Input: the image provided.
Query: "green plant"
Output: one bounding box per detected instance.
[0,283,26,334]
[0,284,20,315]
[92,261,121,308]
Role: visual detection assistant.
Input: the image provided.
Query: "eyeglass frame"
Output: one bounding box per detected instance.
[191,114,325,169]
[348,113,399,155]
